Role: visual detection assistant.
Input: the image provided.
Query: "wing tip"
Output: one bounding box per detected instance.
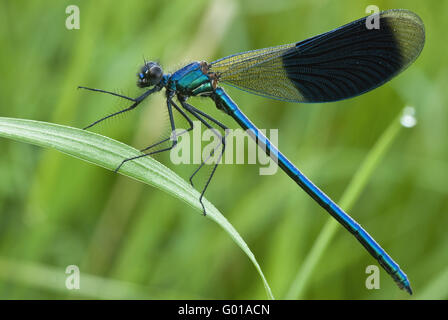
[382,9,426,69]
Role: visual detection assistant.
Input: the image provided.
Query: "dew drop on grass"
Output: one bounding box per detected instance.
[400,106,417,128]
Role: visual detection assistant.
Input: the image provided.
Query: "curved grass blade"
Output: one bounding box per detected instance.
[0,117,274,299]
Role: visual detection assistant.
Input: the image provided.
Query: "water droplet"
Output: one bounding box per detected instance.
[400,106,417,128]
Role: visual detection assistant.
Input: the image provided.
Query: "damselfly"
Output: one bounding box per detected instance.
[80,9,425,294]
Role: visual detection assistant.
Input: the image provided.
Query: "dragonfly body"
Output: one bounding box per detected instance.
[80,9,425,294]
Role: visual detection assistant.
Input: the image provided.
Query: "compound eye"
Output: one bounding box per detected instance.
[137,62,163,88]
[150,65,162,79]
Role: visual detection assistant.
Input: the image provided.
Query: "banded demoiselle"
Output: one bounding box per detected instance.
[80,9,425,294]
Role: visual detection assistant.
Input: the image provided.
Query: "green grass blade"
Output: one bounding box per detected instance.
[285,107,412,299]
[0,117,274,299]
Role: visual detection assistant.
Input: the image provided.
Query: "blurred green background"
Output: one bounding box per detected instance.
[0,0,446,299]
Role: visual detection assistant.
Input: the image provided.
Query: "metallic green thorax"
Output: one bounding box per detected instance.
[171,62,215,96]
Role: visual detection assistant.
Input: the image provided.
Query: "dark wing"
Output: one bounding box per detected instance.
[209,9,425,103]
